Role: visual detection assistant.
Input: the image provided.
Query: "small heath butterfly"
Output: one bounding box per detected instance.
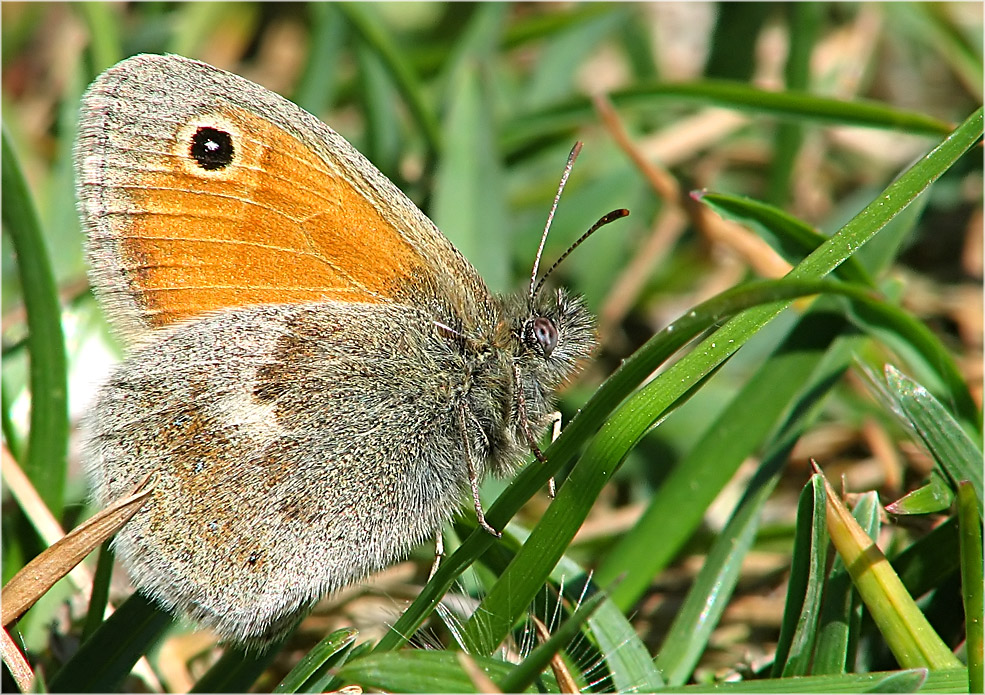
[77,54,620,645]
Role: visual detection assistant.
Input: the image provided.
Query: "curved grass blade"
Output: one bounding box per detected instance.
[656,667,966,692]
[273,627,358,693]
[1,127,69,516]
[459,288,887,657]
[886,472,955,516]
[48,593,172,692]
[654,324,859,683]
[337,649,554,693]
[695,192,976,430]
[503,80,957,153]
[599,307,853,610]
[696,192,872,285]
[881,365,983,517]
[849,307,979,435]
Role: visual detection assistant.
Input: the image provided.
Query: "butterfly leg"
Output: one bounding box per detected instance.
[459,403,501,538]
[513,363,563,496]
[428,530,444,581]
[547,411,562,498]
[512,363,548,463]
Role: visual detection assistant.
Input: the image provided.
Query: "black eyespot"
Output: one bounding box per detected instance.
[528,316,559,357]
[190,126,234,170]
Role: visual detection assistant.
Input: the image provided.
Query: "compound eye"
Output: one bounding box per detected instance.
[529,317,559,357]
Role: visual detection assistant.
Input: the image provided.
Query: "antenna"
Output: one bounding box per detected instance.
[529,142,583,302]
[531,208,629,299]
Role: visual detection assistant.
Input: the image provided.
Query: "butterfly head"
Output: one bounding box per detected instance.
[513,286,595,393]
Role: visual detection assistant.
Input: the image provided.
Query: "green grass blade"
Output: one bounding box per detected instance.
[502,3,620,48]
[813,492,880,675]
[431,58,510,292]
[772,475,828,677]
[377,94,980,653]
[587,595,664,692]
[657,667,967,692]
[320,642,372,694]
[789,107,981,281]
[190,636,290,693]
[705,3,768,79]
[655,449,783,684]
[495,591,605,693]
[521,7,630,111]
[503,80,958,153]
[1,380,24,461]
[892,517,960,599]
[75,2,122,74]
[353,37,403,176]
[80,542,114,640]
[337,2,442,154]
[887,472,955,516]
[292,3,347,114]
[337,650,553,693]
[1,127,69,516]
[848,305,979,436]
[767,2,821,206]
[882,365,983,516]
[274,628,358,693]
[655,325,862,683]
[957,482,984,693]
[458,286,879,657]
[599,308,851,609]
[505,523,666,691]
[886,3,983,100]
[48,593,172,692]
[697,192,873,285]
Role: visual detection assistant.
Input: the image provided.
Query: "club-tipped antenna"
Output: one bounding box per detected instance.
[531,208,629,299]
[529,142,583,302]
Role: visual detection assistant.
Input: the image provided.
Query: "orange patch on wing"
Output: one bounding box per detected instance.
[120,107,426,327]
